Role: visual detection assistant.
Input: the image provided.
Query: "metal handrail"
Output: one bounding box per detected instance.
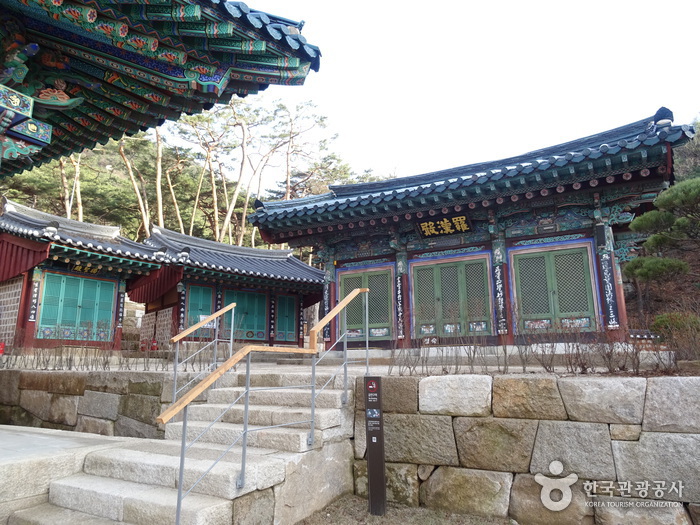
[156,288,370,525]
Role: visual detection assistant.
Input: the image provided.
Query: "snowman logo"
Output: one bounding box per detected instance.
[534,460,578,511]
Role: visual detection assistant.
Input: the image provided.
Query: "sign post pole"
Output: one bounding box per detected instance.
[364,376,386,515]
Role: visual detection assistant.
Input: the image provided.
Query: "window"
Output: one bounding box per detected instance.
[512,246,596,332]
[275,295,297,342]
[224,290,267,340]
[412,258,491,338]
[339,269,393,339]
[38,273,116,341]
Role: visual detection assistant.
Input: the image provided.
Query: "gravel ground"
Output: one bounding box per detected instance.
[299,494,514,525]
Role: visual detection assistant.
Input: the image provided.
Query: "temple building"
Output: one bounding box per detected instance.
[133,227,323,348]
[0,198,165,349]
[250,108,695,349]
[0,202,323,350]
[0,0,320,178]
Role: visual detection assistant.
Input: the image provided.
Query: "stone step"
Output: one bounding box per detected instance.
[207,386,352,409]
[49,474,232,525]
[213,371,353,390]
[83,444,288,500]
[186,403,346,430]
[165,420,323,453]
[9,503,132,524]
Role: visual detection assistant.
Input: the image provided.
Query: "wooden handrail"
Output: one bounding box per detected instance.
[158,287,368,424]
[308,288,369,350]
[171,302,236,344]
[157,343,316,424]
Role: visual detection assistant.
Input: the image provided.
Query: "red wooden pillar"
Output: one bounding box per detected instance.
[20,270,41,349]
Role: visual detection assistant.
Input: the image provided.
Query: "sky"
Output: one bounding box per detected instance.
[255,1,700,181]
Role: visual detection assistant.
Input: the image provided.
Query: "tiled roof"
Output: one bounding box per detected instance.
[0,0,320,178]
[251,108,695,232]
[145,226,324,284]
[0,198,164,261]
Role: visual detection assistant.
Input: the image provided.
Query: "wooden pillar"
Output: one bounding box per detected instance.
[595,223,623,339]
[317,244,337,350]
[298,297,305,348]
[21,268,42,349]
[113,281,126,351]
[491,231,512,345]
[394,248,410,348]
[268,292,276,346]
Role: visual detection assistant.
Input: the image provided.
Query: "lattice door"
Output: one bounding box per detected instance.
[339,270,392,339]
[513,247,596,331]
[412,259,491,338]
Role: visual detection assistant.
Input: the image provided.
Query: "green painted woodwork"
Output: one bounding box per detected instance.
[412,258,491,338]
[37,272,116,341]
[339,269,392,339]
[186,284,213,337]
[276,295,297,342]
[512,246,596,332]
[223,290,267,340]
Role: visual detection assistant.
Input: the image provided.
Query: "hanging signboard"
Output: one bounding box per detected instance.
[415,214,471,238]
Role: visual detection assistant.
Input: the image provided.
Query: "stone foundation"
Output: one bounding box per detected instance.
[354,374,700,524]
[0,370,203,438]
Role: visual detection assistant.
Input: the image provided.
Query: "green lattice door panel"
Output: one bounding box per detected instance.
[37,273,116,341]
[513,247,596,332]
[275,295,297,342]
[339,269,392,339]
[223,290,267,340]
[412,259,491,338]
[186,285,213,338]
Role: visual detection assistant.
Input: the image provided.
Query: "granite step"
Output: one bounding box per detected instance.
[207,386,351,409]
[213,371,349,390]
[165,420,323,452]
[48,474,231,525]
[82,444,288,499]
[186,403,346,430]
[9,503,133,525]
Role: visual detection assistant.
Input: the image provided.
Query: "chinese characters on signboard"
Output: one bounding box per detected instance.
[71,264,99,274]
[416,215,470,238]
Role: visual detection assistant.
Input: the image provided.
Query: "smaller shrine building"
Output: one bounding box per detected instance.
[0,202,324,351]
[250,108,695,349]
[0,198,164,350]
[133,227,324,348]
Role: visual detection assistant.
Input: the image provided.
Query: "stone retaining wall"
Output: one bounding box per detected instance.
[0,370,197,439]
[353,374,700,525]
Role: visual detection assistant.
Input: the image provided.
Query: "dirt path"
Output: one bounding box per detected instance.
[299,494,514,525]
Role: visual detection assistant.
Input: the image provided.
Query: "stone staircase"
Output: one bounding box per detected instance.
[8,371,356,525]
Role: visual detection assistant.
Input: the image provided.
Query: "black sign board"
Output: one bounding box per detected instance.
[415,214,471,238]
[364,376,386,515]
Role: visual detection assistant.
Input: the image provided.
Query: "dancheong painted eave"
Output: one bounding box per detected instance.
[250,108,695,240]
[0,0,320,179]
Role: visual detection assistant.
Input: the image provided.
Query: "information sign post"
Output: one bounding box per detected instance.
[364,376,386,515]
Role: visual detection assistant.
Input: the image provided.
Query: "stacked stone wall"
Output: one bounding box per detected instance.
[354,374,700,525]
[0,276,23,349]
[0,370,202,438]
